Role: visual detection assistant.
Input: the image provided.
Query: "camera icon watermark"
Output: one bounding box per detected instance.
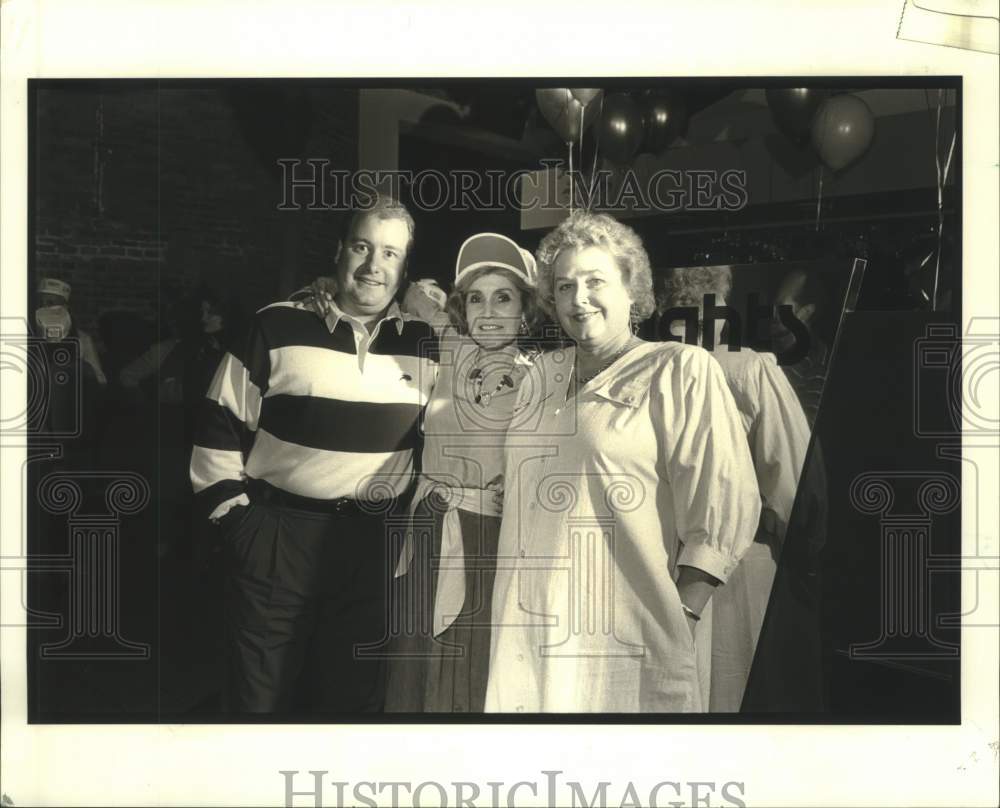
[0,326,84,438]
[914,318,999,439]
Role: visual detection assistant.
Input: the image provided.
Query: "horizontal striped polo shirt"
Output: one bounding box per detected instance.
[190,298,439,515]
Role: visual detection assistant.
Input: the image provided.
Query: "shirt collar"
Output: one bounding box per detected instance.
[321,298,405,336]
[576,343,657,408]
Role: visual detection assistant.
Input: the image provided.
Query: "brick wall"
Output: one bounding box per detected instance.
[32,84,358,341]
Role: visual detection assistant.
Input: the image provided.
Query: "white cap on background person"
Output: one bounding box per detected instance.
[37,277,72,302]
[410,278,447,310]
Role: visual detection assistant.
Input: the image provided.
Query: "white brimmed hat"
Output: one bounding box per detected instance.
[37,277,72,302]
[454,233,536,289]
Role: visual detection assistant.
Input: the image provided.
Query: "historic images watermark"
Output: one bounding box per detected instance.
[280,770,748,808]
[276,160,749,215]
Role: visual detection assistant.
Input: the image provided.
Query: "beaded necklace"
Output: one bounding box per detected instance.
[574,338,643,387]
[467,345,517,406]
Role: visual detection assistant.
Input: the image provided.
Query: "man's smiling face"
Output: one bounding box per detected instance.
[333,212,410,320]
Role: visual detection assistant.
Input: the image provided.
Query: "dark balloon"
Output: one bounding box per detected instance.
[597,93,645,165]
[766,88,831,145]
[640,91,688,154]
[811,94,875,172]
[535,88,603,143]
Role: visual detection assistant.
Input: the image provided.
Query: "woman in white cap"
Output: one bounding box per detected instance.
[384,232,544,713]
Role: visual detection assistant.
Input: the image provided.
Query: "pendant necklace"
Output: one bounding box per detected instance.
[468,346,516,407]
[575,338,641,387]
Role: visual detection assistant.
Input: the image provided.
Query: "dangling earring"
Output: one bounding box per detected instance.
[629,304,639,336]
[518,316,529,335]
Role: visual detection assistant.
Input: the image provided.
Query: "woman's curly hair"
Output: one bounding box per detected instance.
[658,265,733,311]
[535,212,656,324]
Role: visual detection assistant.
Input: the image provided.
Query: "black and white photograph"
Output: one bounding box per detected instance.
[1,3,997,807]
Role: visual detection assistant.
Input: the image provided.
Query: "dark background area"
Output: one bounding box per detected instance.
[31,80,957,339]
[32,84,358,338]
[25,79,962,722]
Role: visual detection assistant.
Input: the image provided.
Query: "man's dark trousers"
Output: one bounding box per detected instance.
[221,495,398,715]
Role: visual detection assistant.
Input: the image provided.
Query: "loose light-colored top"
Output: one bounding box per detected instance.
[421,331,533,491]
[708,347,812,712]
[396,331,534,633]
[710,348,811,540]
[485,341,761,713]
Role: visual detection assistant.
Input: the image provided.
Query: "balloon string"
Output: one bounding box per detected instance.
[932,89,956,311]
[567,139,574,213]
[932,94,941,311]
[586,93,605,211]
[579,104,586,210]
[815,165,824,231]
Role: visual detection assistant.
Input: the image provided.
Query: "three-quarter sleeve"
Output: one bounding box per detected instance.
[655,347,761,583]
[746,353,812,542]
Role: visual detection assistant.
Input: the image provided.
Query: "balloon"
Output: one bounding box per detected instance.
[811,94,875,172]
[639,91,688,154]
[766,88,830,145]
[597,93,645,165]
[535,88,603,143]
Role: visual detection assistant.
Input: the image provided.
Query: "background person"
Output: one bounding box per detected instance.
[771,268,830,428]
[31,277,107,464]
[402,278,451,335]
[661,265,812,712]
[119,288,244,562]
[28,276,110,615]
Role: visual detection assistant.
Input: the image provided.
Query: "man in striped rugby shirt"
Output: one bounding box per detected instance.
[190,197,439,714]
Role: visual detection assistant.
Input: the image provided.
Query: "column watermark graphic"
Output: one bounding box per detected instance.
[845,318,1000,661]
[33,471,151,659]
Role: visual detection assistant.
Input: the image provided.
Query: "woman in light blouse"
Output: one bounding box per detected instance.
[485,213,761,713]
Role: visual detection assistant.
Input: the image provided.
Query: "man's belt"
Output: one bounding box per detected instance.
[246,478,395,517]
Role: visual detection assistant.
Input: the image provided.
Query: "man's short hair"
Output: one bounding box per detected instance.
[342,195,416,253]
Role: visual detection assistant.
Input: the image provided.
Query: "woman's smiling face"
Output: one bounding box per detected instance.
[552,245,633,350]
[464,269,524,349]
